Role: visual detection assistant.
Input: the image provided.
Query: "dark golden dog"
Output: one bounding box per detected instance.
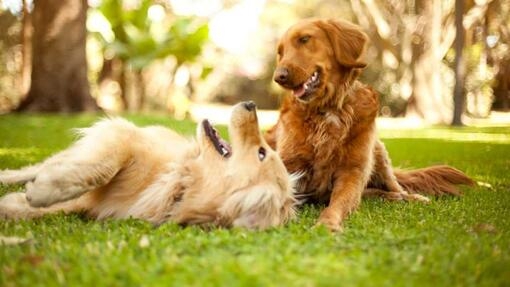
[265,19,474,231]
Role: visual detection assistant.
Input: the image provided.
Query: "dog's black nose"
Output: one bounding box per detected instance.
[243,101,256,111]
[274,67,289,85]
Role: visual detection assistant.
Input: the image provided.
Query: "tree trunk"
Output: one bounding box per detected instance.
[133,69,145,111]
[17,0,98,112]
[489,0,510,111]
[406,0,451,124]
[21,0,32,95]
[492,59,510,111]
[452,0,466,125]
[97,57,128,110]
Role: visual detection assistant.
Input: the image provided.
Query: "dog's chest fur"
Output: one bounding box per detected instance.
[277,103,355,202]
[275,84,378,202]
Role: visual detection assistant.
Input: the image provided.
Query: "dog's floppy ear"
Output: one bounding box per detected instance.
[316,19,368,69]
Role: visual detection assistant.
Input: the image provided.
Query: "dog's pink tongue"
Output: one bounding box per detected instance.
[293,85,306,98]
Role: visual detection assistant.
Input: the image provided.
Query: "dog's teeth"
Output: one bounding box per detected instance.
[221,147,228,156]
[304,83,309,90]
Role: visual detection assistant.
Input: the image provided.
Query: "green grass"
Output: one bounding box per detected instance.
[1,114,509,286]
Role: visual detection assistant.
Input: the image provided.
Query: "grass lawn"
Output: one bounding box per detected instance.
[1,113,509,286]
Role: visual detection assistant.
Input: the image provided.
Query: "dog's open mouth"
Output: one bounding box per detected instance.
[202,119,232,158]
[293,70,320,99]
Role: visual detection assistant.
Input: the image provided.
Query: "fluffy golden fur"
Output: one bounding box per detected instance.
[0,102,296,230]
[265,18,474,231]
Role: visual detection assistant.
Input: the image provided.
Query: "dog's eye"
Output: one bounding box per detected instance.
[298,35,311,44]
[258,147,266,161]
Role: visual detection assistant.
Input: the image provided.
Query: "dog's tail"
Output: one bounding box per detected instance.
[395,165,475,196]
[0,163,43,184]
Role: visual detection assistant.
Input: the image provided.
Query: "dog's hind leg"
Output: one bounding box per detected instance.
[0,146,84,185]
[25,120,139,207]
[24,155,125,207]
[363,188,405,200]
[371,140,430,202]
[0,146,98,185]
[3,119,135,208]
[0,192,90,219]
[0,151,121,208]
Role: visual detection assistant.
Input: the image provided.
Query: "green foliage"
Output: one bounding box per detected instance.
[93,0,209,70]
[1,115,509,286]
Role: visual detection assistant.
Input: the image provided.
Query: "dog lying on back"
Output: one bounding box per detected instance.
[265,18,474,231]
[0,102,296,229]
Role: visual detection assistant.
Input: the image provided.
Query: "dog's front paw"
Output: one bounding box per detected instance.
[315,209,343,232]
[24,180,68,207]
[25,181,53,207]
[25,177,87,207]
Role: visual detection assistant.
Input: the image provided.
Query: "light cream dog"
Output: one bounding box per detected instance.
[0,102,297,229]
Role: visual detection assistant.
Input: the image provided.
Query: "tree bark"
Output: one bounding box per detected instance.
[17,0,98,112]
[406,0,451,123]
[492,59,510,111]
[21,0,32,95]
[452,0,466,125]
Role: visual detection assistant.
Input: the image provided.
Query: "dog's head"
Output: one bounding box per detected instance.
[178,102,296,230]
[274,18,368,104]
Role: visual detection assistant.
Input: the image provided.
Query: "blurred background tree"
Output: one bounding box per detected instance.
[17,0,98,112]
[350,0,509,124]
[91,0,208,113]
[0,0,508,125]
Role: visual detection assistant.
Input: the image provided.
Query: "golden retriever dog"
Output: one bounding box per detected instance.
[0,102,296,229]
[265,18,474,231]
